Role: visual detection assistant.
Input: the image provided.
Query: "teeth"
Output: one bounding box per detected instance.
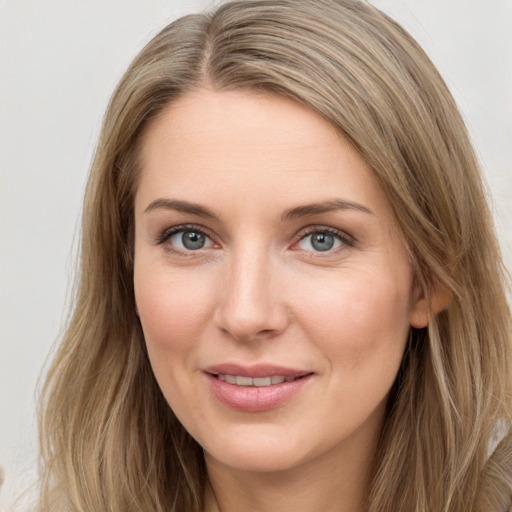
[236,376,253,386]
[252,377,271,386]
[217,374,295,387]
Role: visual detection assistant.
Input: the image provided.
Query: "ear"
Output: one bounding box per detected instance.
[409,282,452,329]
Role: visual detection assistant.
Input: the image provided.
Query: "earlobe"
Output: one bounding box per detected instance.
[409,283,452,328]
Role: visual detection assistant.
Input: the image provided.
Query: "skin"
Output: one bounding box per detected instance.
[133,89,431,512]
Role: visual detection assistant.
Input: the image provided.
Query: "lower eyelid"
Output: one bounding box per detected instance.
[155,225,353,253]
[297,233,343,252]
[157,225,210,245]
[297,228,353,245]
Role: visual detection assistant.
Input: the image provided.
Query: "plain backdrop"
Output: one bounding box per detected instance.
[1,0,511,510]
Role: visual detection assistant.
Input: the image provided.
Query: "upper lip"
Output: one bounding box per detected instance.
[203,363,311,378]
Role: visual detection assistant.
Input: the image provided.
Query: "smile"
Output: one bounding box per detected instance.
[205,367,313,412]
[216,374,298,386]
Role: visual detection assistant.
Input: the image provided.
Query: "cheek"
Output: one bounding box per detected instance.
[134,266,216,356]
[294,270,412,367]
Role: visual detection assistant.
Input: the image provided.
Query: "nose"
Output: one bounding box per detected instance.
[214,249,289,342]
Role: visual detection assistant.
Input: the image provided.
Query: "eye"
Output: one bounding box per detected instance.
[296,228,351,252]
[159,226,216,252]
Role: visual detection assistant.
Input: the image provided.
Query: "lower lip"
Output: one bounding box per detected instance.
[206,373,313,412]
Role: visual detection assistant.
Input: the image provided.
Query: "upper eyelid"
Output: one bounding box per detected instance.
[299,225,343,235]
[296,225,354,242]
[157,224,216,245]
[155,223,354,248]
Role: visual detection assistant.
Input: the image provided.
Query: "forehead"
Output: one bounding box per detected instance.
[135,88,389,219]
[141,88,342,159]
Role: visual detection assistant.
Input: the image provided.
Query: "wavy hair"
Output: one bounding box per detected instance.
[38,1,512,510]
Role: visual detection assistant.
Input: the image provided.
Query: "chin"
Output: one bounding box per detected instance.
[199,423,331,474]
[206,445,307,474]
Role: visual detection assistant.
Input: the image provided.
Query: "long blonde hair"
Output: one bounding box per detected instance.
[38,1,512,510]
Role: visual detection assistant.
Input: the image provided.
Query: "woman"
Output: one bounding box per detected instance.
[38,0,512,510]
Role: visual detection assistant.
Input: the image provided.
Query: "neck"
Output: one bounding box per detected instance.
[203,423,379,512]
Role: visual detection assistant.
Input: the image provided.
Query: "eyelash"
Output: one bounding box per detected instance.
[156,224,214,248]
[156,224,354,254]
[295,226,355,252]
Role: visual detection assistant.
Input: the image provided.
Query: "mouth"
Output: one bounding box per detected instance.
[214,374,305,387]
[204,365,314,412]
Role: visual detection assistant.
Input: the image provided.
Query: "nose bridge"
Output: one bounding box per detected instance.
[215,241,287,341]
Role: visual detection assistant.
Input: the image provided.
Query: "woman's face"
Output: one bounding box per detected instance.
[134,89,429,474]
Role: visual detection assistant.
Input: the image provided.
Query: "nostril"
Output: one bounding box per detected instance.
[214,278,290,341]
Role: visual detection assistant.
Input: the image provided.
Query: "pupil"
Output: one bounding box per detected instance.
[311,233,334,251]
[182,231,205,250]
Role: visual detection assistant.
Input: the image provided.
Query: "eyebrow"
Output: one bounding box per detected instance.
[281,199,373,221]
[144,197,373,221]
[144,198,220,220]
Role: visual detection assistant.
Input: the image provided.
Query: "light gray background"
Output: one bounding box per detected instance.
[1,0,511,510]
